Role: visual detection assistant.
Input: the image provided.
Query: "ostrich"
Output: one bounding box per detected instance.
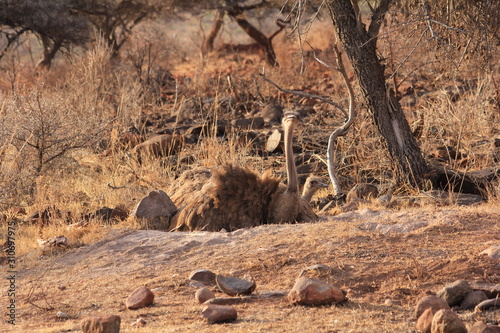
[301,175,329,202]
[169,112,319,231]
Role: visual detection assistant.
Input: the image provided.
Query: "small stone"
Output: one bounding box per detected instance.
[475,298,500,312]
[216,274,256,296]
[81,315,121,333]
[460,291,488,310]
[57,285,67,291]
[469,322,500,333]
[430,309,467,333]
[201,304,237,323]
[299,264,332,278]
[415,295,450,319]
[480,245,500,259]
[203,297,248,305]
[131,318,147,327]
[126,286,154,310]
[346,183,379,202]
[196,287,215,304]
[416,308,434,333]
[56,311,69,320]
[436,280,473,306]
[189,269,216,286]
[469,281,500,298]
[288,277,345,306]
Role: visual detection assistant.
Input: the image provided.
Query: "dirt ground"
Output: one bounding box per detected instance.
[8,204,500,332]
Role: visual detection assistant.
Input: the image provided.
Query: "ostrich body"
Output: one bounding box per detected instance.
[169,112,318,231]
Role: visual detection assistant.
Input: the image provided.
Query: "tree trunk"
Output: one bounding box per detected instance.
[228,10,278,67]
[202,9,225,56]
[37,36,63,69]
[326,0,429,188]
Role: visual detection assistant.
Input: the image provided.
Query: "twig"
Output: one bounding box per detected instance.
[258,70,347,118]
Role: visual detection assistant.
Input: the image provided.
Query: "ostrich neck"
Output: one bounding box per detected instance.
[284,121,298,193]
[302,187,314,202]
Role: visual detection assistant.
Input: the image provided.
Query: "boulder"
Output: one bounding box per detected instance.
[201,304,237,323]
[430,309,467,333]
[288,277,345,306]
[196,287,215,304]
[436,280,473,306]
[126,286,154,310]
[81,315,121,333]
[415,295,450,319]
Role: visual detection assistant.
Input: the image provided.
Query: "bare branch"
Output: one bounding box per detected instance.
[258,71,347,118]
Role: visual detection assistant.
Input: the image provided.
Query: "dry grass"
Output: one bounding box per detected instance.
[1,7,499,332]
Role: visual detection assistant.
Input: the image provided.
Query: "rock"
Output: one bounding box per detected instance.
[436,280,473,306]
[131,134,183,159]
[196,287,215,304]
[189,269,217,286]
[288,277,345,306]
[126,286,154,310]
[430,309,467,333]
[475,298,500,312]
[201,304,237,323]
[416,308,434,333]
[203,297,249,305]
[230,117,264,129]
[131,190,177,229]
[130,318,147,327]
[299,264,332,278]
[56,311,69,320]
[346,183,379,203]
[266,128,283,153]
[480,245,500,259]
[469,281,500,298]
[460,290,488,310]
[469,322,500,333]
[216,274,256,296]
[259,100,283,122]
[37,235,68,249]
[415,295,451,319]
[81,315,121,333]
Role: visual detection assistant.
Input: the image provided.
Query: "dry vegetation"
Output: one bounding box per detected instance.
[1,3,499,332]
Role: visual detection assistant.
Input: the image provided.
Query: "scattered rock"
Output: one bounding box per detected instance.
[437,280,473,306]
[201,304,237,323]
[469,281,500,298]
[196,287,215,304]
[460,290,488,310]
[80,315,121,333]
[56,311,69,320]
[189,269,217,287]
[288,277,345,306]
[216,274,256,296]
[266,128,283,153]
[203,297,249,305]
[126,286,154,310]
[480,245,500,259]
[230,117,264,129]
[259,100,283,122]
[130,318,147,327]
[299,264,332,278]
[416,307,435,333]
[415,295,451,319]
[346,183,379,203]
[37,235,68,249]
[131,134,183,159]
[469,322,500,333]
[475,298,500,312]
[430,308,467,333]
